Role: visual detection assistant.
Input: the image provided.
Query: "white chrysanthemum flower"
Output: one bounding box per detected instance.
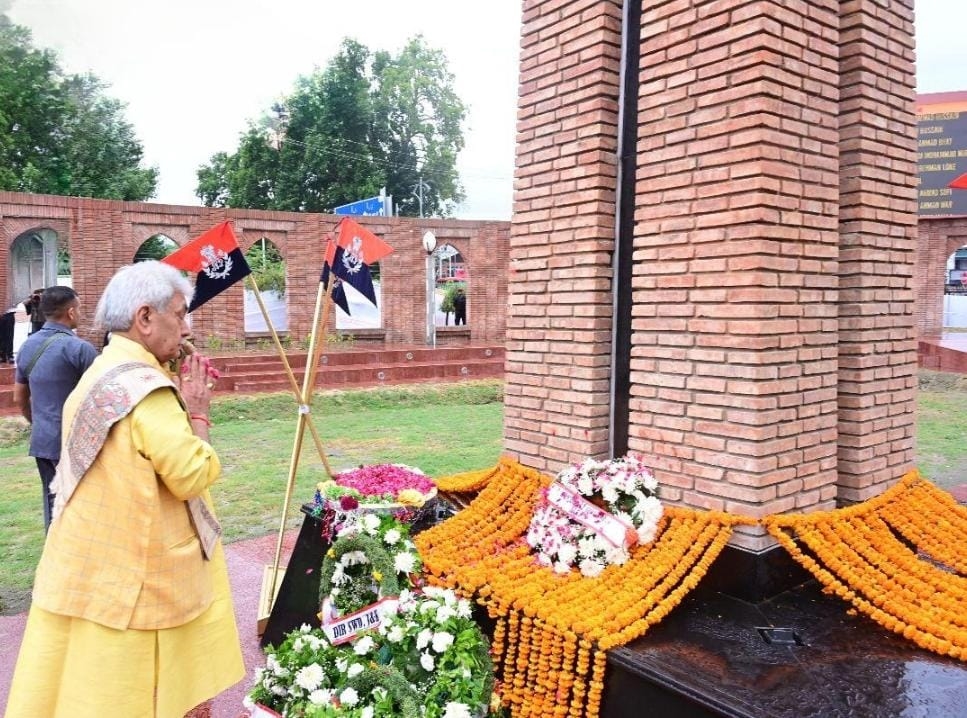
[577,476,594,495]
[253,667,265,685]
[579,558,605,577]
[556,542,577,565]
[383,528,401,545]
[361,707,375,718]
[336,657,348,673]
[299,623,313,633]
[422,585,446,599]
[442,702,473,718]
[394,551,416,574]
[420,651,436,672]
[309,688,334,705]
[601,484,619,504]
[387,624,406,643]
[361,514,381,533]
[347,662,364,678]
[354,635,375,655]
[292,637,305,652]
[436,604,456,623]
[431,631,455,653]
[577,535,598,558]
[295,663,324,692]
[242,695,255,710]
[271,684,287,697]
[416,628,433,650]
[456,598,473,619]
[340,687,359,706]
[266,655,281,673]
[553,560,571,575]
[331,564,347,585]
[342,550,369,566]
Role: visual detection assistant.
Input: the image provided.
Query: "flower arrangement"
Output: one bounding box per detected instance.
[320,512,422,618]
[311,464,436,541]
[246,587,499,718]
[333,464,436,506]
[525,454,663,577]
[416,459,747,718]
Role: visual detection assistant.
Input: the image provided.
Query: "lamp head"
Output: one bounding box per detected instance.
[422,231,437,254]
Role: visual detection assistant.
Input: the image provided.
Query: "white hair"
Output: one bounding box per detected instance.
[94,261,194,332]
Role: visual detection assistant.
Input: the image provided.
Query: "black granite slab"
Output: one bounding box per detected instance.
[603,582,967,718]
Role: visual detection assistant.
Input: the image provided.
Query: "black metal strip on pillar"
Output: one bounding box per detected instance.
[609,0,641,458]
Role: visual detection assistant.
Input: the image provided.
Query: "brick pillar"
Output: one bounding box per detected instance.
[836,0,918,502]
[502,0,623,472]
[624,2,842,548]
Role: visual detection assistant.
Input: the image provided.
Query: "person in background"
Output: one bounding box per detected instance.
[0,303,16,363]
[5,261,244,718]
[454,286,467,326]
[28,288,45,334]
[13,286,97,530]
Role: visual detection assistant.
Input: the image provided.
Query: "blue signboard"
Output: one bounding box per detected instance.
[334,195,387,216]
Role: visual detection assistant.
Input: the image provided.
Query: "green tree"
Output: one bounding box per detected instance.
[245,239,286,294]
[0,15,157,200]
[196,35,465,217]
[133,234,177,262]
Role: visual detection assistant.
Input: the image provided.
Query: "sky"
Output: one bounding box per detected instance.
[3,0,964,221]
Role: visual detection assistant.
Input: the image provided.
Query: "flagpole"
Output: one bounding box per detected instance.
[245,274,333,476]
[267,280,329,607]
[307,272,338,393]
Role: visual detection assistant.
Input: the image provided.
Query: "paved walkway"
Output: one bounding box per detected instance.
[0,529,300,717]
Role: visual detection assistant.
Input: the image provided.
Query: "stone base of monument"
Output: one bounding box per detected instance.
[602,574,967,717]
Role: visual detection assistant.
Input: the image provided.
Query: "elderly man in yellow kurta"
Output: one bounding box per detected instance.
[5,261,244,718]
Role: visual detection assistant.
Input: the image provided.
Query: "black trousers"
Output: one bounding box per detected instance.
[35,457,58,532]
[0,311,14,361]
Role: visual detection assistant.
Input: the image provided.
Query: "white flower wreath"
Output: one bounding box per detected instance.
[525,454,662,577]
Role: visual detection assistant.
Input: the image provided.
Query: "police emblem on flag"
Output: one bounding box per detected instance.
[200,244,234,280]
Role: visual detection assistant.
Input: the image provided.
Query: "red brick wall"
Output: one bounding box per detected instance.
[502,0,623,472]
[0,192,508,348]
[836,0,918,502]
[504,0,919,539]
[915,217,967,336]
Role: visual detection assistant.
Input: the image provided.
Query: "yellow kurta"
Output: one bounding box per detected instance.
[4,337,244,718]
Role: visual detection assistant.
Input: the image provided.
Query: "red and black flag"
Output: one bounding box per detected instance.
[321,238,352,316]
[323,217,394,307]
[162,222,251,312]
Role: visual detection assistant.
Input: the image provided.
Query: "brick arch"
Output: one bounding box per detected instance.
[916,218,967,337]
[0,192,508,347]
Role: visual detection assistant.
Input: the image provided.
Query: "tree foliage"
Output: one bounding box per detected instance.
[0,15,157,200]
[196,36,466,217]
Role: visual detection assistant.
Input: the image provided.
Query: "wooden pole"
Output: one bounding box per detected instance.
[267,277,336,605]
[246,274,333,476]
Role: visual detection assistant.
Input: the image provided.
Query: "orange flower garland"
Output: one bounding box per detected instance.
[418,460,747,718]
[764,469,967,662]
[433,464,500,494]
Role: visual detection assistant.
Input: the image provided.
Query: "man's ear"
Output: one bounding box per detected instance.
[133,305,153,333]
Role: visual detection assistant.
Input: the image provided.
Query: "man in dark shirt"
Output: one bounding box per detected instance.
[14,286,98,530]
[28,289,44,334]
[0,304,15,363]
[453,287,467,326]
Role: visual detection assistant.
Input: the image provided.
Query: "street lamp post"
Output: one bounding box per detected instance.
[422,231,437,348]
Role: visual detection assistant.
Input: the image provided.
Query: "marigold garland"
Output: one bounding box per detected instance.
[419,459,747,718]
[764,469,967,662]
[433,464,500,494]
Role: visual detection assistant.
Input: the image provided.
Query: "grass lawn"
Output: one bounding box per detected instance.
[2,371,966,615]
[0,380,504,614]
